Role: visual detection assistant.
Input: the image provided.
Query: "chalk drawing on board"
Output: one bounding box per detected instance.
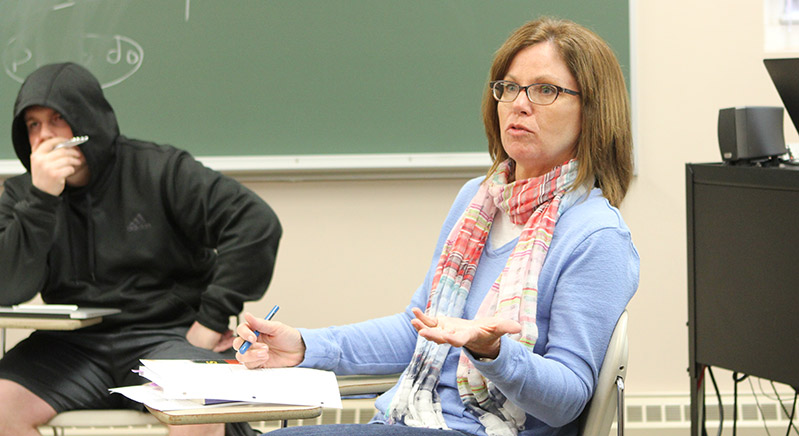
[2,33,143,89]
[53,2,75,11]
[3,38,31,76]
[92,34,144,87]
[52,2,75,12]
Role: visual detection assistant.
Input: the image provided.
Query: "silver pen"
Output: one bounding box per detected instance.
[53,135,89,150]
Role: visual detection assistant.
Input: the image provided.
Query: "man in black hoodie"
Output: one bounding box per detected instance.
[0,63,281,436]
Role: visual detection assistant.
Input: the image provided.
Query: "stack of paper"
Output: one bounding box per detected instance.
[111,359,342,411]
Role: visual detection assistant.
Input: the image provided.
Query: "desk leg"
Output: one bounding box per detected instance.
[689,363,705,436]
[1,327,5,358]
[280,419,288,428]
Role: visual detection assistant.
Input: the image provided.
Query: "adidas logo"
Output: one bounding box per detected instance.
[127,213,152,232]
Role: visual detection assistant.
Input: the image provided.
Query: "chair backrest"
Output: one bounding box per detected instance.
[578,310,628,436]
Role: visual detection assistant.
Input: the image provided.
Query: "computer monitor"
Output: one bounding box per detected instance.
[765,58,799,137]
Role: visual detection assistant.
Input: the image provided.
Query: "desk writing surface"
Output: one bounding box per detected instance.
[144,374,399,425]
[0,316,102,330]
[146,403,322,425]
[0,0,629,162]
[0,305,120,319]
[0,305,120,330]
[337,374,400,397]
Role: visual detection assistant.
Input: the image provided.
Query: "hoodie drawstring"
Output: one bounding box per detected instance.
[63,195,79,283]
[63,193,97,282]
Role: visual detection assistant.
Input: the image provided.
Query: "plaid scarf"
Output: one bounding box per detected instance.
[387,159,583,435]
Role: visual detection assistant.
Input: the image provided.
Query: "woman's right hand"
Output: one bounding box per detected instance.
[234,312,306,369]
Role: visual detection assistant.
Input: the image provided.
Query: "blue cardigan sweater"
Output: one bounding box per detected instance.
[299,177,639,436]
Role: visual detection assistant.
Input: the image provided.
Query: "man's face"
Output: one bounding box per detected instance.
[24,105,90,187]
[24,105,74,151]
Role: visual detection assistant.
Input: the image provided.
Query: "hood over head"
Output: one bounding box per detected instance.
[12,62,119,177]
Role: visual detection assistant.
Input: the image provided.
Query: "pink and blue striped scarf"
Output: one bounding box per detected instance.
[387,159,583,435]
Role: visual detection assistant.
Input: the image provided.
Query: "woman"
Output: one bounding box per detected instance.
[235,17,638,436]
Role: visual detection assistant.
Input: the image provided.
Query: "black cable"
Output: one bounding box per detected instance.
[708,367,723,436]
[763,379,780,401]
[747,377,771,436]
[732,372,748,436]
[771,381,799,435]
[700,366,708,436]
[787,390,798,436]
[703,388,708,436]
[734,372,739,435]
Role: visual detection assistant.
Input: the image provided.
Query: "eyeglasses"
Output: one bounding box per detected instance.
[489,80,580,105]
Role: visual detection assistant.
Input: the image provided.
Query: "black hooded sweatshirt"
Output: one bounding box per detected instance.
[0,63,282,333]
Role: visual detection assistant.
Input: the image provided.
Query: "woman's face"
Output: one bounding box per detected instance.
[497,42,582,181]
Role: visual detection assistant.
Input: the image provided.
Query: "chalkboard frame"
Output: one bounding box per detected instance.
[0,0,630,178]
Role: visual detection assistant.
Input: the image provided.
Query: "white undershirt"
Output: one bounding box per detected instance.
[489,209,524,251]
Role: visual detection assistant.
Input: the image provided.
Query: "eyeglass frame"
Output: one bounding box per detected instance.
[489,80,581,106]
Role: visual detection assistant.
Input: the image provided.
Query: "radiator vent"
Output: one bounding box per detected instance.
[257,394,798,434]
[253,398,378,433]
[622,393,797,435]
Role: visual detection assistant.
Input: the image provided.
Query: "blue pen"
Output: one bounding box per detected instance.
[239,304,279,354]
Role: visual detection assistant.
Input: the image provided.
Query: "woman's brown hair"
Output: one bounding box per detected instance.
[482,17,633,207]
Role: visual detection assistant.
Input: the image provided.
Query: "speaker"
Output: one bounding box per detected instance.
[717,106,787,162]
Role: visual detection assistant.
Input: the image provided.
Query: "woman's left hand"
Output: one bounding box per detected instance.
[410,307,522,360]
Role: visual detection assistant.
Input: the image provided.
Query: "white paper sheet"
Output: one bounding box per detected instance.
[113,360,342,410]
[110,385,211,411]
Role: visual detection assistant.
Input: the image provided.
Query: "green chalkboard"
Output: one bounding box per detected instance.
[0,0,629,161]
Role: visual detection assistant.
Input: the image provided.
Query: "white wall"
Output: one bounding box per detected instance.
[625,0,796,395]
[240,178,469,328]
[244,0,799,397]
[2,0,795,401]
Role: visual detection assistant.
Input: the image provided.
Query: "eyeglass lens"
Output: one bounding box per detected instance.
[492,82,561,105]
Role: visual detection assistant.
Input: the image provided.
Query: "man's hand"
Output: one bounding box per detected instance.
[410,307,522,360]
[186,321,235,352]
[30,137,83,196]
